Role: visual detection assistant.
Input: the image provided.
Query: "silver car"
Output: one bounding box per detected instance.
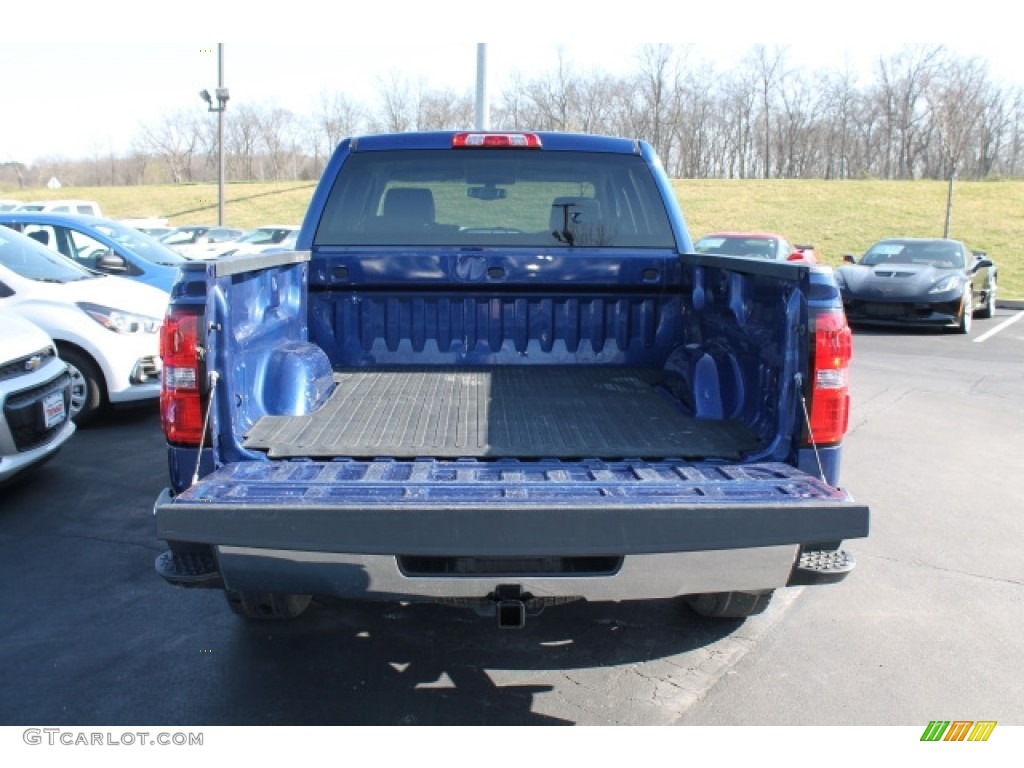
[0,310,76,485]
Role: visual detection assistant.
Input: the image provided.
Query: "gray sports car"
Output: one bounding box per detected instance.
[836,238,997,333]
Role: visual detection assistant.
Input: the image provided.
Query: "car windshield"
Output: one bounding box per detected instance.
[313,149,675,248]
[695,235,777,259]
[92,223,187,265]
[862,241,965,268]
[238,228,293,245]
[160,228,205,245]
[0,229,98,282]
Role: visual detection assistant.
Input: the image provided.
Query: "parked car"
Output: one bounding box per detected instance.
[0,212,186,293]
[159,225,243,259]
[837,237,997,333]
[120,217,172,238]
[0,200,23,212]
[694,231,820,263]
[0,309,76,485]
[15,199,103,216]
[260,229,299,254]
[0,226,165,425]
[213,225,300,258]
[132,226,174,239]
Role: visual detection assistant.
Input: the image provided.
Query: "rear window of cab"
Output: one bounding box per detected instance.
[313,149,675,248]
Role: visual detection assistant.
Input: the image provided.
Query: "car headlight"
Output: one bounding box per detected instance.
[77,302,161,334]
[928,275,960,294]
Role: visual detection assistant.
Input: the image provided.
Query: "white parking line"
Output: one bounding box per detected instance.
[974,310,1024,343]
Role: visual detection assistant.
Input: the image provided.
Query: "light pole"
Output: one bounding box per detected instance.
[475,43,489,130]
[199,44,229,226]
[943,161,955,239]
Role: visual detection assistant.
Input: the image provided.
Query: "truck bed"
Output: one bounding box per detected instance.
[242,366,761,460]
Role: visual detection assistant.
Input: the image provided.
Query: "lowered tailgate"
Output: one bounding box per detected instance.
[155,460,868,556]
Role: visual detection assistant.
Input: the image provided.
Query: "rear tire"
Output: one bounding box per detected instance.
[976,284,996,319]
[685,590,774,619]
[57,345,106,426]
[225,590,312,620]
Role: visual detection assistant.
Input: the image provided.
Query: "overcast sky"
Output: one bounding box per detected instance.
[2,1,1019,165]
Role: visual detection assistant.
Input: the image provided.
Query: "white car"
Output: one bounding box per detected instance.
[0,310,76,484]
[15,199,103,217]
[0,226,165,425]
[214,225,300,258]
[159,225,243,260]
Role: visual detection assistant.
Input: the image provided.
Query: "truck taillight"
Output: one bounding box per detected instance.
[806,308,852,446]
[160,309,205,445]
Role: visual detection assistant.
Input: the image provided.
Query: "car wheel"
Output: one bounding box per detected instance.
[956,292,973,334]
[683,590,774,619]
[977,282,997,319]
[57,345,106,426]
[225,590,312,620]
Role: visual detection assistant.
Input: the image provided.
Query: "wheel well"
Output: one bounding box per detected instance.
[54,340,108,395]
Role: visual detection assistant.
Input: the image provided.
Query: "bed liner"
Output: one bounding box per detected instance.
[242,366,761,460]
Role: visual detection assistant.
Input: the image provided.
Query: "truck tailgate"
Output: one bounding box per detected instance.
[155,461,868,556]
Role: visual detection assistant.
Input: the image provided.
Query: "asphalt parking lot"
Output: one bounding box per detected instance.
[2,306,1023,727]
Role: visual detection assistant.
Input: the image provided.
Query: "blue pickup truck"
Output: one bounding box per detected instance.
[153,131,868,627]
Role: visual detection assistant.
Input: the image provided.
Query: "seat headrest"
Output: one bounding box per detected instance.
[382,187,435,225]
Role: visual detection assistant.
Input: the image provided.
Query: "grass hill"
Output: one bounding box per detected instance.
[4,178,1021,298]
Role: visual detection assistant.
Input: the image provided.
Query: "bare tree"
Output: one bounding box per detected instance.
[520,49,580,131]
[719,68,759,178]
[744,45,790,179]
[314,90,365,163]
[137,110,201,183]
[372,73,417,133]
[774,69,816,178]
[493,73,529,130]
[124,150,150,186]
[29,42,1024,187]
[225,103,263,180]
[925,57,991,180]
[0,161,28,189]
[256,105,299,180]
[999,86,1024,177]
[567,72,622,136]
[816,64,863,179]
[632,44,685,166]
[417,89,474,130]
[871,45,946,178]
[193,112,218,182]
[667,61,719,178]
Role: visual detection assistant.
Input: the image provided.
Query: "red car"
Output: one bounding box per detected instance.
[694,231,820,263]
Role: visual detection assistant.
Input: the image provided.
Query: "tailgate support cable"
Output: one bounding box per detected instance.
[795,373,826,484]
[191,370,219,487]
